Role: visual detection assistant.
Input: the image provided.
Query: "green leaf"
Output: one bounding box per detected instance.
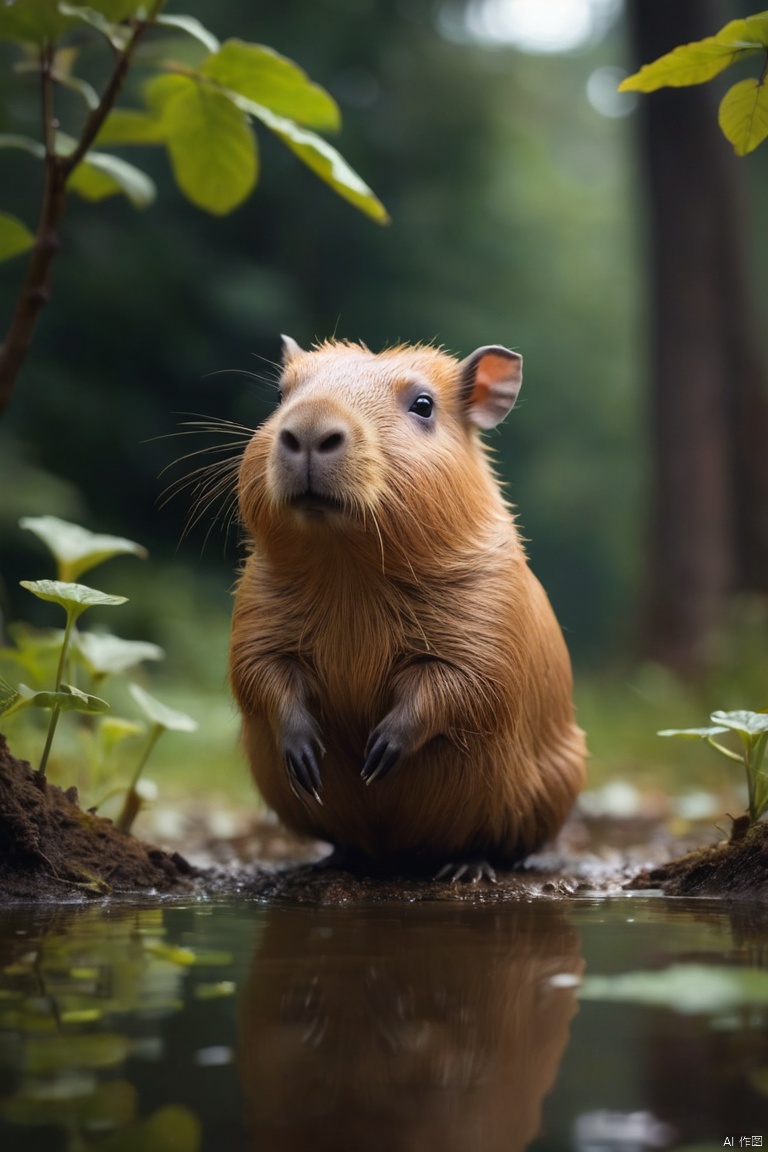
[579,963,768,1015]
[0,134,45,159]
[87,0,146,17]
[54,70,100,111]
[718,77,768,155]
[20,579,128,617]
[619,16,768,93]
[99,715,145,749]
[58,2,131,49]
[155,13,220,54]
[0,678,21,717]
[20,515,147,581]
[128,683,198,732]
[203,40,340,131]
[68,150,157,207]
[0,212,34,263]
[5,682,110,717]
[77,632,164,677]
[710,710,768,736]
[232,94,389,223]
[95,108,166,146]
[147,74,257,215]
[657,726,730,739]
[0,0,76,43]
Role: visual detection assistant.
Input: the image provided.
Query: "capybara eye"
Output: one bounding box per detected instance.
[409,394,433,419]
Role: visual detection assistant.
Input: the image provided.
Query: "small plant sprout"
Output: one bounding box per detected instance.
[20,515,147,582]
[15,580,127,774]
[88,716,147,811]
[659,709,768,828]
[76,631,164,690]
[116,683,197,834]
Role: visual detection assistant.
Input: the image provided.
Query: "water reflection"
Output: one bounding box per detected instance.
[238,902,583,1152]
[0,905,204,1152]
[8,896,764,1151]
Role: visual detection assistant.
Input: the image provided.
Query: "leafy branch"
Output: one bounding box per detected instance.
[620,11,768,156]
[0,0,388,416]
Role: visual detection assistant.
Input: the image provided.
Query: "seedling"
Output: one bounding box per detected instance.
[659,709,768,826]
[12,580,126,774]
[1,516,197,824]
[116,684,197,833]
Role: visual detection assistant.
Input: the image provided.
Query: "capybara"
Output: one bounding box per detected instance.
[230,338,586,876]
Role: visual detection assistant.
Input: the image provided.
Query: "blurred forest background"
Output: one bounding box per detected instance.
[1,0,767,809]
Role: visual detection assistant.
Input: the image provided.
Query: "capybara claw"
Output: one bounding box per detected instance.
[285,743,324,804]
[361,733,401,785]
[435,859,497,884]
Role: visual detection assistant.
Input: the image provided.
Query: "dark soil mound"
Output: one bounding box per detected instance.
[0,734,195,901]
[634,820,768,897]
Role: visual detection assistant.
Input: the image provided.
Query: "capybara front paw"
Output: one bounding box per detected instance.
[361,719,405,784]
[281,716,325,803]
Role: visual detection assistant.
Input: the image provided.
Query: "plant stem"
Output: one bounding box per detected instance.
[38,706,61,776]
[60,0,166,176]
[0,1,166,416]
[0,42,66,417]
[38,608,78,775]
[705,736,744,764]
[54,611,76,691]
[116,723,162,833]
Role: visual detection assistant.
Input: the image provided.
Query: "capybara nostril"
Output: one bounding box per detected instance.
[317,430,345,455]
[279,428,302,454]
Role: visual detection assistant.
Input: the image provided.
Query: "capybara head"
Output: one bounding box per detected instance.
[237,339,522,559]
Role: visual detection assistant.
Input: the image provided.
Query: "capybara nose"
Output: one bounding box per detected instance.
[279,425,347,459]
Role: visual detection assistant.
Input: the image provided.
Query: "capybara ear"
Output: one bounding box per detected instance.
[280,334,305,366]
[459,345,523,429]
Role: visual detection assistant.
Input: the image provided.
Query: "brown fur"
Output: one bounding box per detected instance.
[230,340,586,869]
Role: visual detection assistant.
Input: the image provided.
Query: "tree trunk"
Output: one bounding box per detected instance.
[626,0,768,677]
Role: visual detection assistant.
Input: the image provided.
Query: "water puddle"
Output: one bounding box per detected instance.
[0,895,766,1151]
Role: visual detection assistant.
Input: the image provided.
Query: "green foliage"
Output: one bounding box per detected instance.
[77,631,164,683]
[128,681,197,732]
[20,578,129,616]
[0,210,34,260]
[20,515,147,581]
[659,708,768,825]
[1,516,195,811]
[620,11,768,155]
[115,682,196,832]
[0,1,387,243]
[2,681,110,719]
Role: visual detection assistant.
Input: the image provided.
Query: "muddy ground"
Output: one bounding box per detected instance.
[1,734,767,904]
